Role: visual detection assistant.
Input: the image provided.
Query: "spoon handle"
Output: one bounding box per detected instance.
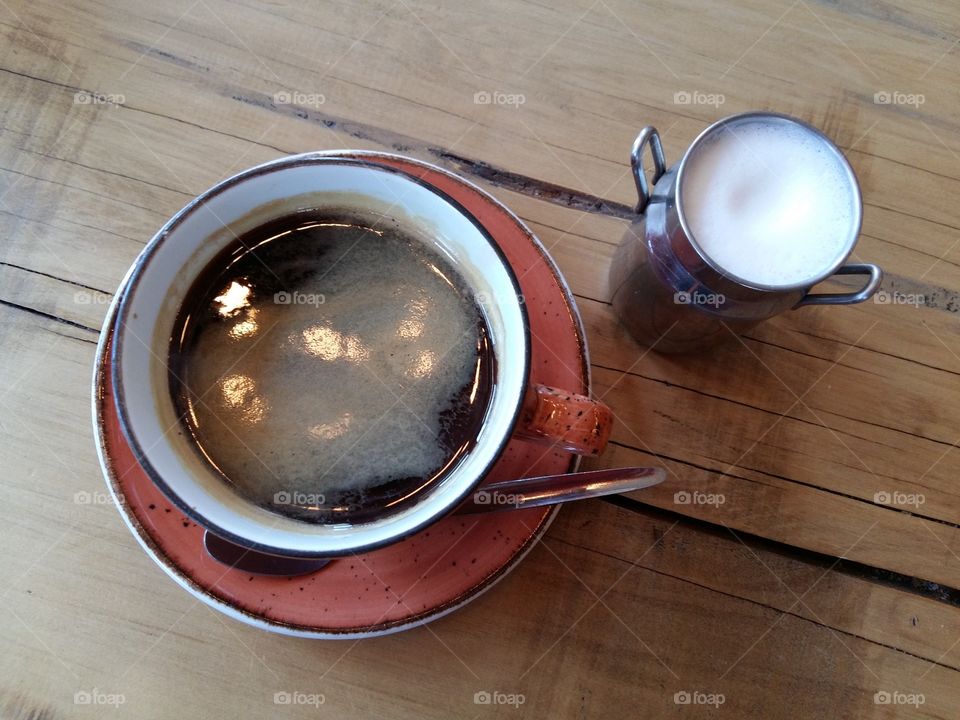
[455,466,665,515]
[203,466,666,575]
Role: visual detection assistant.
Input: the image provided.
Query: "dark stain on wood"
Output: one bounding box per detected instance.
[0,299,98,334]
[430,150,635,220]
[121,40,211,73]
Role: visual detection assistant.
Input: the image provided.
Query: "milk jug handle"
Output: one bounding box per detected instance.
[795,263,883,306]
[631,127,666,214]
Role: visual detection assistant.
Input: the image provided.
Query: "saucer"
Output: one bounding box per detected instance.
[93,152,591,638]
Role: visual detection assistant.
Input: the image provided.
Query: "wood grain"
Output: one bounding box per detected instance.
[1,0,959,717]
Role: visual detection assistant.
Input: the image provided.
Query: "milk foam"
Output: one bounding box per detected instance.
[680,119,857,287]
[178,220,485,511]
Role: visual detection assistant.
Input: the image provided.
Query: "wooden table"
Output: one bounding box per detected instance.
[1,1,958,717]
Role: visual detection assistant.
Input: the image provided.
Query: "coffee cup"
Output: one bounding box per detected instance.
[112,154,612,558]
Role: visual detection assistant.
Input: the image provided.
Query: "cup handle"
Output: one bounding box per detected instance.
[795,263,883,307]
[631,127,667,214]
[513,385,613,456]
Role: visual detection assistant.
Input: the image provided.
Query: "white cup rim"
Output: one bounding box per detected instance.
[111,154,531,557]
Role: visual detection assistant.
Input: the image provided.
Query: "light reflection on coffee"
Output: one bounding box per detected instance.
[168,210,494,524]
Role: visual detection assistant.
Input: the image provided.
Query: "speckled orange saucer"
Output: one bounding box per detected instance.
[93,152,591,638]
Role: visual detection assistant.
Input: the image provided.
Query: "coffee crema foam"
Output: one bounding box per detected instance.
[169,212,492,523]
[680,119,857,287]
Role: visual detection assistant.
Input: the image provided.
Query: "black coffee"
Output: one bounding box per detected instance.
[168,209,493,524]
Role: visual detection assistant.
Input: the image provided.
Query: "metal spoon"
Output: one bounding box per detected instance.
[203,466,665,575]
[454,465,664,514]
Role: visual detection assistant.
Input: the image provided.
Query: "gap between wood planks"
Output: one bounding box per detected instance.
[594,496,960,669]
[600,492,960,618]
[596,497,960,648]
[1,59,959,313]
